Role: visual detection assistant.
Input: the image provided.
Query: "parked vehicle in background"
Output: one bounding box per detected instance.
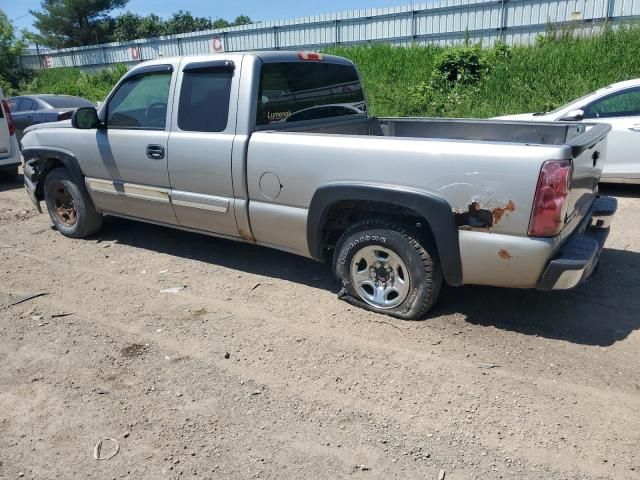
[21,52,616,319]
[495,79,640,184]
[0,86,21,181]
[8,95,95,142]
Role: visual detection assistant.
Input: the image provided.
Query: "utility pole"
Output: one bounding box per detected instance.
[35,42,43,69]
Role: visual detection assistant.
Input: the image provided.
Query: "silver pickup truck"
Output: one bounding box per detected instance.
[21,51,617,319]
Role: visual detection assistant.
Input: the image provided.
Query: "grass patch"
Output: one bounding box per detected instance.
[326,23,640,117]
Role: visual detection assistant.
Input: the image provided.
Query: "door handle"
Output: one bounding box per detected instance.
[628,126,640,132]
[146,144,165,159]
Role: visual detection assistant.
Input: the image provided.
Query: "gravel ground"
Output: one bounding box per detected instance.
[1,171,639,480]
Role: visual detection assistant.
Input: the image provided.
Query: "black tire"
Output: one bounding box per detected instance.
[44,168,103,238]
[333,219,442,320]
[0,166,18,181]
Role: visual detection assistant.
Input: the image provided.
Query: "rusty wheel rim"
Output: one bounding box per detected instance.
[51,182,77,226]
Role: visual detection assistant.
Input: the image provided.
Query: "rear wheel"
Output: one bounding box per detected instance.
[44,168,102,238]
[333,219,442,320]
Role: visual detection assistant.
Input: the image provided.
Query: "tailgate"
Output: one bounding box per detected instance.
[0,102,11,159]
[563,123,611,227]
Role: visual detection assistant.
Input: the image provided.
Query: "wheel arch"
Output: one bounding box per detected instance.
[307,183,463,286]
[22,147,92,209]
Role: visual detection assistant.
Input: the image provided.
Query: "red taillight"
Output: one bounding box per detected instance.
[528,160,572,237]
[58,110,73,121]
[1,100,15,136]
[297,51,324,61]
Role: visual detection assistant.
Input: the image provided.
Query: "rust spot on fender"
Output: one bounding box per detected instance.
[498,249,512,259]
[454,202,493,228]
[454,200,515,229]
[491,200,516,225]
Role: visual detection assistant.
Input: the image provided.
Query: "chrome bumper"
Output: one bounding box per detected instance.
[537,196,617,291]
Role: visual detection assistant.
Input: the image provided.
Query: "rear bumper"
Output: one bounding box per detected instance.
[537,196,617,290]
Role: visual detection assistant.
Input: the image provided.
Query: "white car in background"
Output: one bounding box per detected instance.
[0,86,21,181]
[496,79,640,184]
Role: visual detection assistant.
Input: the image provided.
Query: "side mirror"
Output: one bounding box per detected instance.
[72,107,100,129]
[562,109,584,121]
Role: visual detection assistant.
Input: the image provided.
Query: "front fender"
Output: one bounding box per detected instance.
[22,146,90,211]
[307,183,463,286]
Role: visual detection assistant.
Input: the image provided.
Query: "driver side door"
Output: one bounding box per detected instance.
[82,64,178,224]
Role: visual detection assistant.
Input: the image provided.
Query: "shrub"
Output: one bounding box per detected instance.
[431,43,487,87]
[20,64,129,103]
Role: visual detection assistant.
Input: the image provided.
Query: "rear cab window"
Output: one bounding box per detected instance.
[256,61,366,126]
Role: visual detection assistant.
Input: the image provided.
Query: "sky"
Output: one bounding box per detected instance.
[4,0,421,32]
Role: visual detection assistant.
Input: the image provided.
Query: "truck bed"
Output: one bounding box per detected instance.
[269,116,595,148]
[247,116,609,288]
[262,116,608,224]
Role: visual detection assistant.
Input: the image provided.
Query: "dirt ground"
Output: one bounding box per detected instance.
[1,170,639,480]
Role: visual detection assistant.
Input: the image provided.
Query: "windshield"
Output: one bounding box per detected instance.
[256,61,366,126]
[41,96,95,108]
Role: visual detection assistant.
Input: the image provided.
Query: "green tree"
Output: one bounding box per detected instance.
[165,10,212,35]
[212,18,230,29]
[0,10,26,94]
[113,12,142,42]
[137,13,166,38]
[232,15,252,26]
[113,11,254,41]
[113,12,165,41]
[28,0,129,48]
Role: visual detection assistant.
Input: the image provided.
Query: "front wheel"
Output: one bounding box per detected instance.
[333,220,442,320]
[43,167,103,238]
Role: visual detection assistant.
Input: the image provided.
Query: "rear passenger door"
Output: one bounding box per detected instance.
[167,58,239,237]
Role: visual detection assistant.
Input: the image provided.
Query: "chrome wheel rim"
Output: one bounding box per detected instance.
[350,245,410,309]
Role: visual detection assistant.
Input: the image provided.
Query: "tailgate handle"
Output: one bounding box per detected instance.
[628,126,640,132]
[146,144,165,159]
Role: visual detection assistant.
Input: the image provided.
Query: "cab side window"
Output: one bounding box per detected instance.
[106,71,172,130]
[583,87,640,119]
[178,70,231,132]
